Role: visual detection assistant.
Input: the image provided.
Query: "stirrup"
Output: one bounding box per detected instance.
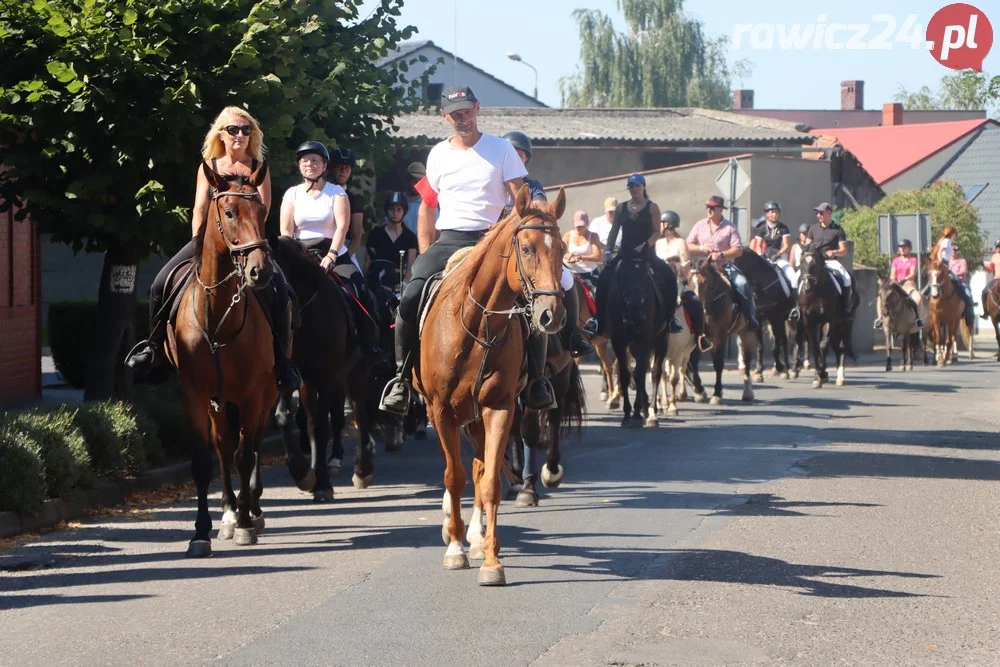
[582,318,598,336]
[915,318,924,328]
[873,318,883,330]
[788,308,801,322]
[697,335,714,353]
[378,376,411,415]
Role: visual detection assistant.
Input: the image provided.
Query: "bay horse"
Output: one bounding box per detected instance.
[270,237,379,503]
[797,246,856,388]
[733,250,796,380]
[167,161,276,557]
[877,279,924,372]
[982,278,1000,360]
[414,184,567,586]
[687,260,756,405]
[927,259,972,366]
[605,251,675,427]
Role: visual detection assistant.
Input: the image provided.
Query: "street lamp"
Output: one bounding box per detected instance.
[506,52,538,100]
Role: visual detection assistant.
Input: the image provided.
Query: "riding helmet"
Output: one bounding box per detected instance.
[660,210,680,229]
[295,141,329,163]
[329,146,355,167]
[763,200,781,212]
[384,191,409,217]
[798,223,810,234]
[995,239,1000,248]
[502,131,532,159]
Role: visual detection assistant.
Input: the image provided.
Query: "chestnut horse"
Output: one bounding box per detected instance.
[167,161,276,557]
[928,260,971,366]
[414,184,567,586]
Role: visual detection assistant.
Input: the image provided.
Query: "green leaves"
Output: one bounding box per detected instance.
[46,60,77,82]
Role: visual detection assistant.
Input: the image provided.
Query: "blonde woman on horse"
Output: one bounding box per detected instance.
[929,225,976,327]
[379,85,529,416]
[125,106,300,389]
[875,239,924,329]
[278,140,381,358]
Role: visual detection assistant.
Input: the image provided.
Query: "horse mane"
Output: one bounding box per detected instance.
[441,204,552,301]
[271,236,341,299]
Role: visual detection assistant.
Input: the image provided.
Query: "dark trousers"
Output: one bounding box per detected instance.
[398,230,485,323]
[148,238,198,329]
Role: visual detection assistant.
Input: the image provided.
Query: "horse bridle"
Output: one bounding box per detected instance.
[512,223,564,310]
[212,190,269,277]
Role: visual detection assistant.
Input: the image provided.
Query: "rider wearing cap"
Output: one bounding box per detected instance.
[366,192,418,284]
[686,195,760,330]
[379,85,528,416]
[590,174,683,336]
[807,202,854,317]
[502,130,594,409]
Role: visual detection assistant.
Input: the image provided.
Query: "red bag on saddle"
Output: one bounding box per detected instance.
[749,236,766,255]
[575,276,597,316]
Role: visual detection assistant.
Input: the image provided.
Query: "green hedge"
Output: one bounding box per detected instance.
[133,378,193,459]
[48,300,151,389]
[0,400,165,514]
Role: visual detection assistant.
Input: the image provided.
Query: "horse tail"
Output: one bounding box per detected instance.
[557,362,586,438]
[960,318,972,349]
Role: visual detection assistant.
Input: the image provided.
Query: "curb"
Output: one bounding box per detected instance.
[0,432,287,540]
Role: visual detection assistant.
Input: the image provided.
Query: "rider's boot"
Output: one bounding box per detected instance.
[667,316,684,334]
[379,317,417,416]
[562,287,594,357]
[272,296,302,390]
[909,302,924,329]
[125,293,167,376]
[842,284,855,317]
[355,294,383,360]
[525,331,556,411]
[737,291,760,330]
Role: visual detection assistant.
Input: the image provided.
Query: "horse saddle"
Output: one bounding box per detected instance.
[768,261,792,298]
[574,275,598,316]
[163,261,195,326]
[417,246,475,335]
[825,268,844,295]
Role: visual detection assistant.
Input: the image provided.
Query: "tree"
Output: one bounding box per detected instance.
[0,0,426,400]
[895,70,1000,117]
[840,181,985,280]
[559,0,732,109]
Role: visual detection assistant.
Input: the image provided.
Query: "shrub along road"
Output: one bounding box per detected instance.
[1,360,998,664]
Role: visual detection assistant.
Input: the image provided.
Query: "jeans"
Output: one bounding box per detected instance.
[722,264,757,323]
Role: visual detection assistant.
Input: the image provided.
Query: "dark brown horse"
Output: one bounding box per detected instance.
[270,237,381,503]
[167,161,276,557]
[797,247,856,387]
[981,278,1000,360]
[413,184,567,586]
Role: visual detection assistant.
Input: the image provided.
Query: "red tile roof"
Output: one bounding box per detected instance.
[810,119,991,184]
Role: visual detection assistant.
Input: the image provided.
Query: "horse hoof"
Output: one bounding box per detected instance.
[836,377,845,386]
[790,371,799,380]
[782,372,790,380]
[742,391,754,402]
[936,361,945,368]
[515,489,539,507]
[694,393,708,404]
[469,544,485,560]
[234,528,257,546]
[251,516,265,535]
[329,458,342,477]
[646,416,658,427]
[541,464,564,489]
[385,440,404,453]
[218,523,235,541]
[313,488,334,503]
[506,484,523,501]
[599,391,608,401]
[295,469,316,493]
[352,472,374,489]
[709,396,722,406]
[186,540,212,558]
[609,399,621,410]
[478,564,506,587]
[753,373,764,383]
[812,379,822,389]
[666,406,678,416]
[443,553,470,570]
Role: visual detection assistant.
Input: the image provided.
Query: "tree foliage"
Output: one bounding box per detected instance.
[840,180,985,279]
[894,70,1000,117]
[559,0,732,109]
[0,0,427,257]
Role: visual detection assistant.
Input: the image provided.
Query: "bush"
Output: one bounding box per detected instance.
[48,301,151,389]
[840,180,986,279]
[72,401,162,478]
[0,422,48,514]
[3,408,93,497]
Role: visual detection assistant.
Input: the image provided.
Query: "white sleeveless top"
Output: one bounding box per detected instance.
[282,182,348,256]
[564,231,601,274]
[655,237,685,263]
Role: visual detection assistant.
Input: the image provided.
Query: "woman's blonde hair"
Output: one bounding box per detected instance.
[201,106,266,162]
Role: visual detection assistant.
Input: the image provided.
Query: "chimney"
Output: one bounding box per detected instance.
[733,89,754,110]
[882,102,904,126]
[840,80,864,110]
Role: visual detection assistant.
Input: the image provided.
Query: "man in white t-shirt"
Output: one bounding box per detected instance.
[380,84,527,415]
[589,196,620,252]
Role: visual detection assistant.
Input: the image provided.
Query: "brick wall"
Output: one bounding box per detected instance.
[0,206,41,403]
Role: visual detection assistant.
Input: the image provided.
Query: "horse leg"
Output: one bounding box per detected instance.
[247,403,271,536]
[304,383,334,503]
[351,373,376,490]
[994,317,1000,361]
[466,421,487,559]
[666,360,679,416]
[753,324,765,383]
[185,400,214,558]
[709,344,725,405]
[809,320,824,388]
[647,339,665,427]
[328,403,346,476]
[613,338,633,427]
[835,328,847,386]
[477,403,515,586]
[231,406,259,547]
[688,347,707,403]
[515,411,540,508]
[276,389,314,492]
[435,409,469,569]
[741,332,755,402]
[209,409,239,542]
[884,324,893,372]
[542,409,563,489]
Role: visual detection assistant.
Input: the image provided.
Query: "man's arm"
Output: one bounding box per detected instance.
[417,200,437,254]
[505,177,527,201]
[686,223,702,254]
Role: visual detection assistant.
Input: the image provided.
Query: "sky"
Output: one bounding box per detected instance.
[359,0,999,111]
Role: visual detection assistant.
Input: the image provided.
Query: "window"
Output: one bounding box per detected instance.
[425,83,443,104]
[966,184,988,203]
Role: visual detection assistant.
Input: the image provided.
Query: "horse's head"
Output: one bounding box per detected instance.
[878,279,902,318]
[928,259,950,298]
[616,253,655,329]
[798,246,825,295]
[667,258,690,294]
[509,183,567,334]
[202,160,272,288]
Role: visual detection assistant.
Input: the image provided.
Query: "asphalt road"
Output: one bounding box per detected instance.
[2,355,999,666]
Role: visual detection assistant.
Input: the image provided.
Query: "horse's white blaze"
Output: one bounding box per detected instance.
[445,540,465,557]
[442,490,452,518]
[544,234,553,249]
[221,509,237,525]
[466,506,484,545]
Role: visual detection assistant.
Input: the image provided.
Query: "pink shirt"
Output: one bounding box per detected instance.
[891,255,917,282]
[686,217,743,256]
[951,257,968,282]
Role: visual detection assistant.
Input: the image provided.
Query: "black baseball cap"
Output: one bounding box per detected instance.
[705,195,725,208]
[813,202,833,212]
[441,85,478,113]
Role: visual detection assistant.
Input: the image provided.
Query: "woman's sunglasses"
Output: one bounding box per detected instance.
[224,125,253,136]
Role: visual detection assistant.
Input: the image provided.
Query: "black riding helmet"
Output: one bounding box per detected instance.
[502,131,532,160]
[384,191,409,217]
[295,140,329,163]
[763,200,781,212]
[329,146,355,167]
[660,210,680,229]
[798,223,810,234]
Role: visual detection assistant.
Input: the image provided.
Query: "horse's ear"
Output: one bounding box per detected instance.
[201,160,227,192]
[513,182,531,218]
[549,188,567,221]
[250,160,269,188]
